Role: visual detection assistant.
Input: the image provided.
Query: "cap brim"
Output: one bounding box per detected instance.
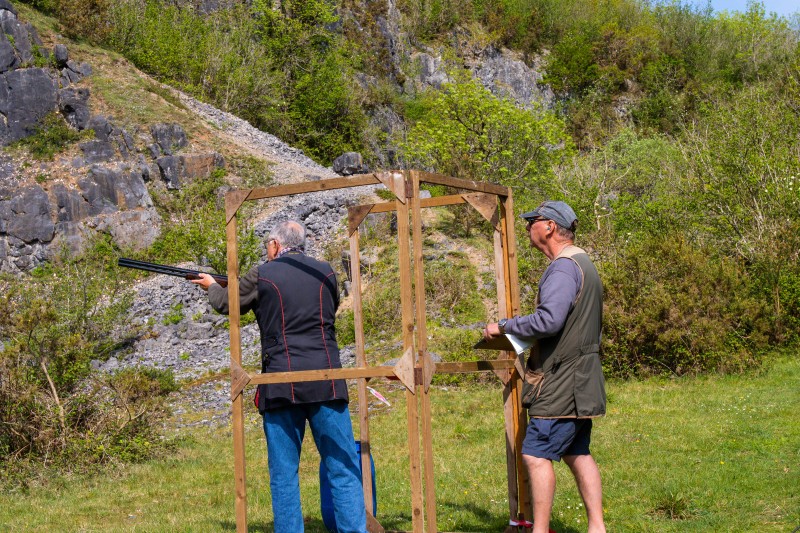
[520,209,541,221]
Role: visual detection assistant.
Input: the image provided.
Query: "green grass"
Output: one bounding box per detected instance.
[1,353,798,532]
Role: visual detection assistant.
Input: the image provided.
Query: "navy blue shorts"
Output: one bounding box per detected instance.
[521,418,593,461]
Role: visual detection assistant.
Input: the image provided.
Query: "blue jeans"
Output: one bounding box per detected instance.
[263,400,367,533]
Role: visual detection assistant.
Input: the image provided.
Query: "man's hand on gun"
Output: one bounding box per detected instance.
[190,273,218,291]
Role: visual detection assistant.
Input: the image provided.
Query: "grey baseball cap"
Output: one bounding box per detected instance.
[520,201,578,231]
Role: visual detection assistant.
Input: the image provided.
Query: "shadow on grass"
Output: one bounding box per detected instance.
[218,518,330,532]
[217,510,584,532]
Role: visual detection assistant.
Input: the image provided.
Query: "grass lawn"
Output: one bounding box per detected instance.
[1,353,798,532]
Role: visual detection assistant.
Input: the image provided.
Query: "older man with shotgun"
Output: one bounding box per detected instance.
[192,220,367,533]
[484,201,606,533]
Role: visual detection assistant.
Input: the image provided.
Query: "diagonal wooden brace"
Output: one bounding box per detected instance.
[376,171,408,203]
[348,204,375,236]
[392,346,416,393]
[421,350,435,393]
[463,192,500,231]
[230,361,252,401]
[366,512,385,533]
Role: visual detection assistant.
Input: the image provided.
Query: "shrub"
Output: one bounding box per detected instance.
[424,252,486,326]
[105,0,367,164]
[601,233,768,377]
[57,0,112,43]
[149,169,262,276]
[0,239,176,484]
[401,71,572,199]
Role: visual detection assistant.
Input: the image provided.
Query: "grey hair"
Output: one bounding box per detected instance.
[555,222,575,241]
[269,220,306,250]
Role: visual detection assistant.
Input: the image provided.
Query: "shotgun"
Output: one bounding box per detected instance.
[118,257,228,287]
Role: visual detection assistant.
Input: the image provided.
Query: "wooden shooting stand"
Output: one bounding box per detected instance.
[224,170,531,532]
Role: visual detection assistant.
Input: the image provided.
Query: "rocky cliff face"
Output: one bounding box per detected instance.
[340,0,554,168]
[0,2,231,274]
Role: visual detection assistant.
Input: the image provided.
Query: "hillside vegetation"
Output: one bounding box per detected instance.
[30,0,796,375]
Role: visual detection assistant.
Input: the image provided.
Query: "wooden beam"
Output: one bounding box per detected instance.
[434,359,516,374]
[350,228,378,521]
[367,194,467,213]
[249,366,398,385]
[416,171,509,196]
[240,358,520,385]
[243,174,381,201]
[366,512,385,533]
[395,183,425,533]
[500,192,531,524]
[410,171,437,533]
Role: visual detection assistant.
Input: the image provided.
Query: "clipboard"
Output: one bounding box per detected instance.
[474,333,533,355]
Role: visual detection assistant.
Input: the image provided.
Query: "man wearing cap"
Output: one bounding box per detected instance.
[484,201,606,533]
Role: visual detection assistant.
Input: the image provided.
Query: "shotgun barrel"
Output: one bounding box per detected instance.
[118,257,228,287]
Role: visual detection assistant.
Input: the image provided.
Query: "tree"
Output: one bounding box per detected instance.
[402,71,572,195]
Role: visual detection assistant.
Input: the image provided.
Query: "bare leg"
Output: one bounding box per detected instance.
[563,454,605,533]
[523,454,555,533]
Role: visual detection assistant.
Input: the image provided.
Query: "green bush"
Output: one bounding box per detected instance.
[601,233,768,377]
[149,169,262,276]
[57,0,112,43]
[105,0,367,164]
[335,309,356,346]
[424,253,486,326]
[401,71,572,198]
[0,239,176,484]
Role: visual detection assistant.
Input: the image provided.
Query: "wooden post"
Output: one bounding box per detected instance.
[396,178,425,532]
[500,193,530,525]
[225,201,247,533]
[349,226,378,521]
[410,171,437,532]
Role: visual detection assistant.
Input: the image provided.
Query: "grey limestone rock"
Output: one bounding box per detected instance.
[4,185,54,244]
[80,139,116,163]
[95,208,160,251]
[156,155,180,189]
[0,30,17,73]
[332,152,369,176]
[87,115,112,141]
[58,86,90,130]
[0,0,17,16]
[53,44,68,68]
[52,183,89,222]
[0,16,37,66]
[60,60,91,86]
[179,152,224,181]
[151,123,188,156]
[0,68,58,145]
[79,165,152,215]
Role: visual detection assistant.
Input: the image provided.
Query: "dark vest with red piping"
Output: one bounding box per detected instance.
[253,251,348,412]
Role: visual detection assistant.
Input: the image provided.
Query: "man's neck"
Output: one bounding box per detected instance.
[545,239,574,261]
[277,247,302,258]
